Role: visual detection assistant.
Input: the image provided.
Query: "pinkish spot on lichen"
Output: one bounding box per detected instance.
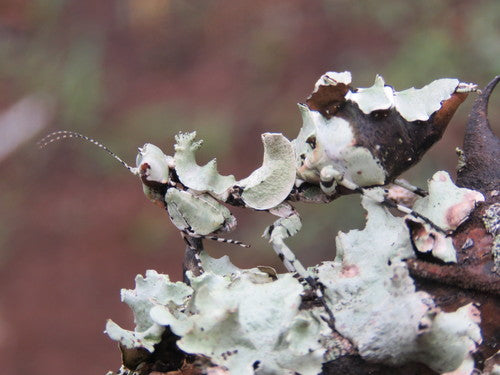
[445,191,484,228]
[341,264,359,277]
[437,173,448,182]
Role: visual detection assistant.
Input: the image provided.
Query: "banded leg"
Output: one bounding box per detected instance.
[181,229,250,282]
[264,203,306,274]
[327,171,451,235]
[393,178,428,197]
[264,202,336,329]
[181,227,250,248]
[181,232,204,280]
[359,188,451,235]
[203,235,250,248]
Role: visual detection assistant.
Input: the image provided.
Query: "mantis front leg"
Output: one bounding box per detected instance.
[264,203,306,275]
[181,233,205,281]
[264,202,336,328]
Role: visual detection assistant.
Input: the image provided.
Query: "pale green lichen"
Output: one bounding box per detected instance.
[315,194,482,373]
[198,251,243,276]
[393,78,460,122]
[344,74,460,122]
[174,131,297,210]
[409,171,485,263]
[312,71,463,121]
[413,171,484,230]
[174,132,236,195]
[238,133,296,210]
[106,175,484,374]
[312,71,352,92]
[135,143,172,184]
[344,75,394,114]
[123,263,333,375]
[295,106,386,187]
[107,184,483,374]
[108,123,487,375]
[165,189,236,236]
[417,303,482,374]
[292,104,317,169]
[105,270,192,352]
[156,271,328,375]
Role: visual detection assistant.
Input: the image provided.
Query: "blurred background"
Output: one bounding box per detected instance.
[0,0,498,373]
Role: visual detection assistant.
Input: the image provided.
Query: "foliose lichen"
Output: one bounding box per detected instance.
[407,171,484,263]
[238,133,296,210]
[107,178,483,374]
[105,270,192,352]
[294,104,387,188]
[104,71,488,375]
[174,131,297,210]
[298,71,475,193]
[345,75,461,121]
[174,132,237,196]
[108,259,335,375]
[315,194,482,373]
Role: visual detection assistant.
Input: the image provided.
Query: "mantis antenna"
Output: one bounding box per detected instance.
[38,130,137,174]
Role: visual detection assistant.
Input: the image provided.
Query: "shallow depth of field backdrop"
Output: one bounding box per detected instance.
[0,1,498,374]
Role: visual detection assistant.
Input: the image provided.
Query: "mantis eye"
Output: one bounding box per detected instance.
[139,162,150,175]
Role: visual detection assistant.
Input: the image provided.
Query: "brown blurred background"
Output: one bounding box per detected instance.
[0,1,498,374]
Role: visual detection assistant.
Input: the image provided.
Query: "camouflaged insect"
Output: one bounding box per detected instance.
[39,71,490,375]
[165,189,237,238]
[39,70,478,312]
[134,140,238,241]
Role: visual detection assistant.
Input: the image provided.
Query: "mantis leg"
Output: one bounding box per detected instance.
[264,202,336,328]
[181,232,205,280]
[393,178,428,197]
[333,174,450,235]
[263,203,306,275]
